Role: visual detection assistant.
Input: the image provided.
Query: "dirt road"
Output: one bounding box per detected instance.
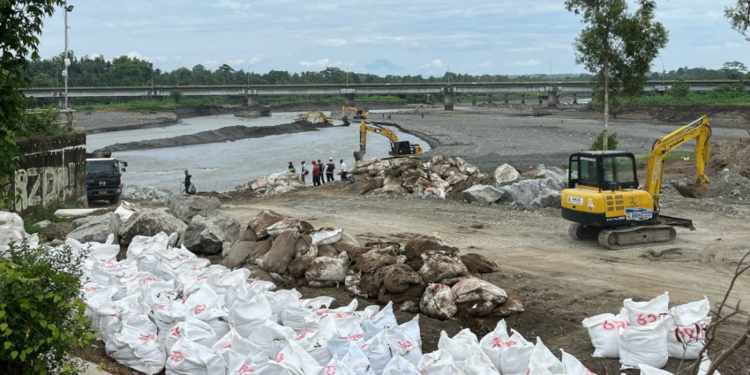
[220,185,750,372]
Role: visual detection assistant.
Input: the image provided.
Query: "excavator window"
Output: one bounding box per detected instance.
[569,152,638,190]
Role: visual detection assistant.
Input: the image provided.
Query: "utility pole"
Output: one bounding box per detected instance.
[62,3,74,129]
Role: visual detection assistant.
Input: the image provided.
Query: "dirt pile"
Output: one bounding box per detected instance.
[222,210,522,321]
[96,121,331,153]
[352,155,490,199]
[675,139,750,201]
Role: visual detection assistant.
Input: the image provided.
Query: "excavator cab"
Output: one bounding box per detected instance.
[567,151,639,191]
[391,141,421,157]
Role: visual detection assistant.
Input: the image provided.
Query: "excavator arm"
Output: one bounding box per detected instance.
[355,120,421,161]
[645,115,712,206]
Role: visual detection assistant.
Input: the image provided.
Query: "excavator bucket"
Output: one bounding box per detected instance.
[353,151,364,162]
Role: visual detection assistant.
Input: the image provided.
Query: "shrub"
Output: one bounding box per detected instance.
[0,241,93,374]
[669,80,690,98]
[591,130,619,151]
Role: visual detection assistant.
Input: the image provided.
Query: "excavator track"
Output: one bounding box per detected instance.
[597,225,677,250]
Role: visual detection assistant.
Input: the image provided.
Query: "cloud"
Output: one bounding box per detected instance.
[299,58,351,70]
[422,59,447,69]
[317,38,348,47]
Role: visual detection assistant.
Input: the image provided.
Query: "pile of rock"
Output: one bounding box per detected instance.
[463,163,567,209]
[67,195,242,257]
[222,210,523,321]
[236,171,305,196]
[352,155,489,199]
[122,185,175,203]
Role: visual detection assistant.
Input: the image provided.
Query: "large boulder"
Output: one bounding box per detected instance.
[265,218,314,237]
[258,231,298,274]
[418,252,469,284]
[305,254,349,286]
[182,214,241,256]
[499,178,562,209]
[451,278,508,317]
[118,209,187,246]
[245,239,273,265]
[67,213,115,243]
[405,236,458,260]
[382,264,424,294]
[420,283,458,320]
[494,163,520,186]
[460,253,499,274]
[222,241,261,269]
[354,246,399,273]
[462,185,505,205]
[250,210,286,239]
[167,195,221,223]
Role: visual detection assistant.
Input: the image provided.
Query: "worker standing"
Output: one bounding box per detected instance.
[317,160,325,184]
[339,159,348,181]
[326,158,335,183]
[300,161,308,185]
[288,161,296,175]
[312,161,320,187]
[184,170,195,195]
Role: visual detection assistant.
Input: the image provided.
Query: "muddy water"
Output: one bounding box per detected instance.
[87,111,430,192]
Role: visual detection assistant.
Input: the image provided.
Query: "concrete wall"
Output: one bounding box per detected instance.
[13,133,87,212]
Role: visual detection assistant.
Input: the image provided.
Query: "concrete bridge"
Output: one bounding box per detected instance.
[24,80,746,110]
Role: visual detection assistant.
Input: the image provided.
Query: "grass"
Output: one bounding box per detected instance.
[623,90,750,107]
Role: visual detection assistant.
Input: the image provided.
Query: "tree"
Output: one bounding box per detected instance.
[0,0,64,205]
[726,0,750,39]
[722,61,748,80]
[565,0,668,150]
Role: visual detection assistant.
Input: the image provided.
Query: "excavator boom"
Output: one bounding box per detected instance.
[645,115,711,206]
[354,120,422,161]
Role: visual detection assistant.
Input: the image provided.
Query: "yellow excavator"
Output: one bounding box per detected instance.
[342,105,368,121]
[353,120,423,161]
[561,115,711,249]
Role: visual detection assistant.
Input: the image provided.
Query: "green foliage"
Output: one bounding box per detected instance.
[726,0,750,39]
[565,0,669,101]
[0,241,93,374]
[1,0,63,194]
[170,90,183,104]
[670,81,690,98]
[625,87,750,107]
[591,131,619,151]
[20,109,65,138]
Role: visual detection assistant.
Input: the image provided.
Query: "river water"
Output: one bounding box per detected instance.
[87,111,430,192]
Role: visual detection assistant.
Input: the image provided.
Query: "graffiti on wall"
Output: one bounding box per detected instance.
[13,133,86,212]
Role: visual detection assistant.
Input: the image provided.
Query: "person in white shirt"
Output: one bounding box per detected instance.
[339,159,349,181]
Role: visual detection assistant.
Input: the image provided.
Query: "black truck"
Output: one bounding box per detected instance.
[86,154,127,204]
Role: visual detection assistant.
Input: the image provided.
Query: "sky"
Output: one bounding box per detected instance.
[37,0,748,76]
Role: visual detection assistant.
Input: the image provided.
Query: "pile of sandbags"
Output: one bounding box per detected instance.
[463,163,568,209]
[222,211,522,322]
[237,171,305,196]
[0,211,38,251]
[68,228,593,375]
[352,155,489,199]
[582,292,715,371]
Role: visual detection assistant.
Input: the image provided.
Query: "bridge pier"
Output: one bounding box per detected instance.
[521,94,526,105]
[573,93,578,105]
[443,87,455,111]
[343,93,355,106]
[545,89,560,107]
[245,95,258,107]
[504,94,509,104]
[425,94,432,105]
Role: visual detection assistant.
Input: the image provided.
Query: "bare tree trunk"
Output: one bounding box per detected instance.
[603,57,610,151]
